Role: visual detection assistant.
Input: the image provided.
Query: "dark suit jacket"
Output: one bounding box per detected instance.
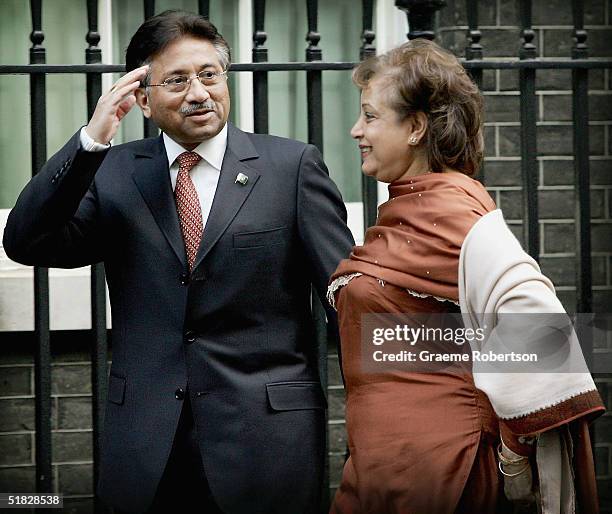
[3,123,354,513]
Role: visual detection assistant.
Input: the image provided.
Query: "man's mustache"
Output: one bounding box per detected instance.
[181,102,215,116]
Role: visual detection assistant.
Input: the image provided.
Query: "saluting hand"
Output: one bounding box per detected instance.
[84,65,149,145]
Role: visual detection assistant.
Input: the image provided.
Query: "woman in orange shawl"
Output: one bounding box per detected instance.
[328,39,604,514]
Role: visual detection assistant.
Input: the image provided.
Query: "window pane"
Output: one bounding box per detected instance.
[44,0,88,156]
[0,0,88,208]
[266,0,361,202]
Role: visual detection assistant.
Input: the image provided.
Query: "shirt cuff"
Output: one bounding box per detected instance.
[79,127,111,152]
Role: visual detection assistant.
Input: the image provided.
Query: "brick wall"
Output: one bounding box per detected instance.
[327,351,346,499]
[438,0,612,313]
[436,0,612,509]
[0,339,349,513]
[0,339,98,513]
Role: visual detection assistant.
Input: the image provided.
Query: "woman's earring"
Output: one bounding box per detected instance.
[409,136,418,144]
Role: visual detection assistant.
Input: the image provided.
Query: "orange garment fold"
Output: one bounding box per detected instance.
[331,172,496,302]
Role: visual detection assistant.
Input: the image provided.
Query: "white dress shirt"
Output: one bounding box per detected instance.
[163,125,227,228]
[80,124,228,229]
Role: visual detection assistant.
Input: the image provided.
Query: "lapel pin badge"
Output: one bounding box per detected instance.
[235,172,249,185]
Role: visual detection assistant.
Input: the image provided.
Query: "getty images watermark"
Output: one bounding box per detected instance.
[360,313,611,374]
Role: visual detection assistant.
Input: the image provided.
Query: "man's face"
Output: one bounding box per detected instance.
[136,36,230,149]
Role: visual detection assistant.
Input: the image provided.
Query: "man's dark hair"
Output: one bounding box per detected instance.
[125,10,231,82]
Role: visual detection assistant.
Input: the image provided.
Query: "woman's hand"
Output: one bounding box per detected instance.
[498,440,536,503]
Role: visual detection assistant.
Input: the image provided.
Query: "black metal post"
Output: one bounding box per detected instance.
[518,0,539,261]
[144,0,155,19]
[570,5,595,445]
[360,0,375,61]
[29,0,52,494]
[253,0,269,134]
[143,0,158,138]
[360,0,378,231]
[306,0,323,150]
[464,0,485,183]
[571,0,596,455]
[465,0,483,87]
[571,0,592,316]
[198,0,210,18]
[395,0,447,41]
[304,3,328,509]
[85,1,109,509]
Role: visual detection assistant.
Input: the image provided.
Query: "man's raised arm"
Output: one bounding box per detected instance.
[2,66,148,268]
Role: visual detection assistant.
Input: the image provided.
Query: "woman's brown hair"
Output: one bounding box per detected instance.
[353,39,484,176]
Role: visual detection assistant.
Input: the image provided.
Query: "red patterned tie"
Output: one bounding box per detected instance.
[175,151,203,271]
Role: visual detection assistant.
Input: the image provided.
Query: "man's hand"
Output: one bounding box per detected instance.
[85,65,149,145]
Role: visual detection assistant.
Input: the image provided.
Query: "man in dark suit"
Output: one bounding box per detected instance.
[3,10,354,514]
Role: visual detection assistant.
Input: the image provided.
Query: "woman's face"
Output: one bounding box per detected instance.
[350,78,421,183]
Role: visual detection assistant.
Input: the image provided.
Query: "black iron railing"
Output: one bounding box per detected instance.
[1,0,611,509]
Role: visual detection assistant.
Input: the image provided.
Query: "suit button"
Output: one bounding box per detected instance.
[179,273,189,286]
[184,330,197,344]
[175,388,185,400]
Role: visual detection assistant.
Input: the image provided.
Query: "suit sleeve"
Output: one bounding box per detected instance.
[296,144,355,310]
[2,129,109,268]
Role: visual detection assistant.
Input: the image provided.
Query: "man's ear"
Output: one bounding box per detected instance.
[134,88,151,119]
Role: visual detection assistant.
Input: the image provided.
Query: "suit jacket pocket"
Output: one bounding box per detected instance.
[266,381,327,411]
[108,374,126,405]
[233,226,288,249]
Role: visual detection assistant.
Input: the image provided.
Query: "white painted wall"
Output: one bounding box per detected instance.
[0,210,112,331]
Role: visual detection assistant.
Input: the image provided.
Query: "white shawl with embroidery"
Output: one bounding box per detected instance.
[458,209,596,419]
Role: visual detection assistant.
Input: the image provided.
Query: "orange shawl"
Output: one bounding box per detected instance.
[331,171,496,302]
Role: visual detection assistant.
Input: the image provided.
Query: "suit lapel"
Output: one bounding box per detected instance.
[191,124,260,271]
[131,136,187,267]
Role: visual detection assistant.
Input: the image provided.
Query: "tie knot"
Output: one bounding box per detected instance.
[177,151,202,173]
